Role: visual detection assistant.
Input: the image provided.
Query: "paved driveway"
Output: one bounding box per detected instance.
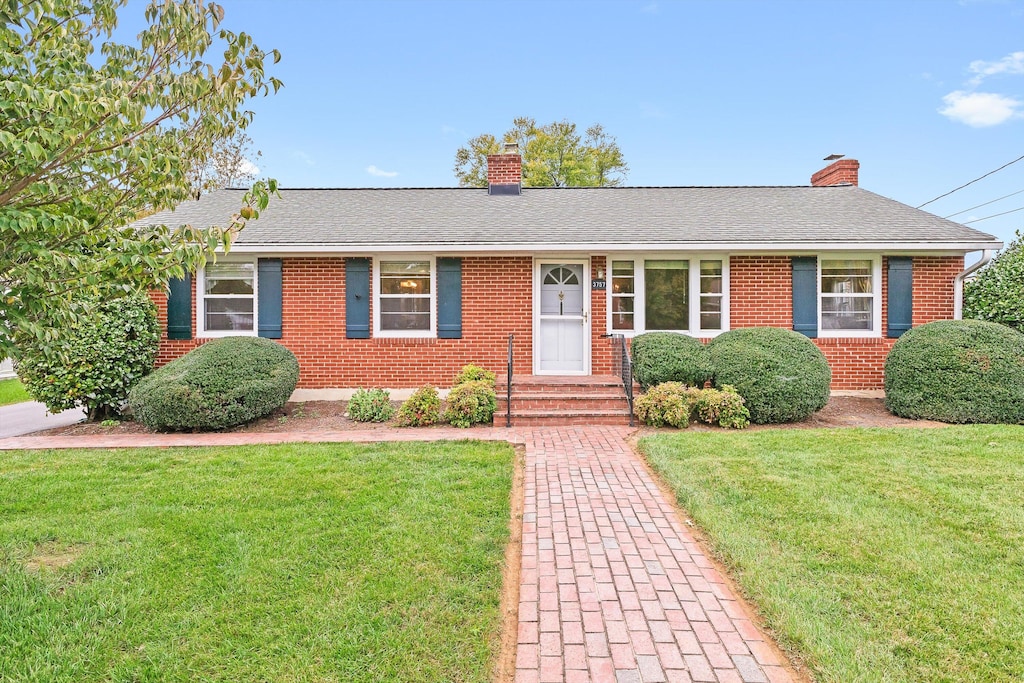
[0,401,84,438]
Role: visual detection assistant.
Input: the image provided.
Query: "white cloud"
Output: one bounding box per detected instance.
[939,90,1022,127]
[968,50,1024,85]
[366,165,399,178]
[238,158,260,176]
[441,124,467,137]
[641,2,659,13]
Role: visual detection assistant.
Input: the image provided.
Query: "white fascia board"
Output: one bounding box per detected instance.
[225,240,1002,255]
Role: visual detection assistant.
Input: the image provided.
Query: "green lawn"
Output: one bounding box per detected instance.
[640,426,1024,683]
[0,441,514,682]
[0,377,30,406]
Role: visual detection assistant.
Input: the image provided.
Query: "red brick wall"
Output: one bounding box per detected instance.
[727,255,963,389]
[811,159,860,187]
[153,254,965,392]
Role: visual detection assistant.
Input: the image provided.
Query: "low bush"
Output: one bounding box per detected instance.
[14,292,160,421]
[128,336,299,431]
[635,382,700,428]
[631,332,713,390]
[443,380,497,428]
[396,385,442,427]
[454,364,496,387]
[884,319,1024,423]
[694,385,750,429]
[347,388,395,422]
[708,327,831,424]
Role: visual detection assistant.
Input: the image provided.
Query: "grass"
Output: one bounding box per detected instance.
[640,425,1024,683]
[0,441,515,682]
[0,377,30,406]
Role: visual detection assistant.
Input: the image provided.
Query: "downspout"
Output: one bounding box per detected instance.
[953,250,995,319]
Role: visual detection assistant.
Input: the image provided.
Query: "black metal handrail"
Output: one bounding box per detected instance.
[506,333,514,427]
[604,333,635,426]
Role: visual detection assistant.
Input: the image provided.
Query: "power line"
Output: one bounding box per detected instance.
[916,153,1024,209]
[963,205,1024,224]
[944,187,1024,219]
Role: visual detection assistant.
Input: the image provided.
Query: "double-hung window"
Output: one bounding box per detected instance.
[375,258,435,336]
[199,260,256,335]
[819,257,880,336]
[608,256,728,336]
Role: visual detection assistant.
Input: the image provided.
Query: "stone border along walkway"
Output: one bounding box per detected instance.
[0,426,799,683]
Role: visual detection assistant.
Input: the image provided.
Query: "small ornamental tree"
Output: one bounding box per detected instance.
[963,230,1024,332]
[0,0,282,358]
[14,292,160,421]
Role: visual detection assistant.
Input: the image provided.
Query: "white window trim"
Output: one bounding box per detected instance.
[372,255,437,338]
[196,257,258,338]
[604,254,730,338]
[817,254,882,338]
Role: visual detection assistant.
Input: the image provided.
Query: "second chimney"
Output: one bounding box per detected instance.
[811,158,860,187]
[487,142,522,195]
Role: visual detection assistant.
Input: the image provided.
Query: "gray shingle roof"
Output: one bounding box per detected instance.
[133,185,1000,252]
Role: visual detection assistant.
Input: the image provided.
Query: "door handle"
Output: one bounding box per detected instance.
[582,311,588,324]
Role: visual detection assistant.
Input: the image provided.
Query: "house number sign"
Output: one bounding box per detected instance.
[591,279,607,290]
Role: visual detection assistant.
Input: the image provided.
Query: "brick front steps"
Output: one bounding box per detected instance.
[496,375,636,426]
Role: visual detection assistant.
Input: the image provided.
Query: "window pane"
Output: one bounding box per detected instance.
[381,313,430,331]
[645,260,688,330]
[822,296,873,330]
[205,263,254,295]
[822,260,872,294]
[380,261,430,275]
[612,261,634,277]
[612,313,634,330]
[205,298,253,331]
[381,298,430,314]
[380,275,430,295]
[700,296,722,330]
[612,277,634,294]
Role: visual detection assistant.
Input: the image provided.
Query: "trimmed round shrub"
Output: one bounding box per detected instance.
[443,379,497,428]
[631,332,713,390]
[14,292,160,421]
[396,385,441,427]
[694,385,750,430]
[884,319,1024,424]
[347,388,395,422]
[128,336,299,431]
[708,327,831,424]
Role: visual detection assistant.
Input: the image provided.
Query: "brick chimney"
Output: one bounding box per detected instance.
[487,142,522,195]
[811,158,859,186]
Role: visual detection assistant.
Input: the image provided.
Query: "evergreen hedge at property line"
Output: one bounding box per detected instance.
[128,336,299,431]
[884,319,1024,424]
[631,332,714,390]
[708,327,831,424]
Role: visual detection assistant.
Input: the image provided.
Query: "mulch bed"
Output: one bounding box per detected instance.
[35,396,945,437]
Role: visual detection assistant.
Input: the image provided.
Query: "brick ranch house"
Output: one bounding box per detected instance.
[140,152,1001,403]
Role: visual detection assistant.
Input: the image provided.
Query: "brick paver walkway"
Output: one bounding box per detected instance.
[516,427,792,683]
[0,425,796,683]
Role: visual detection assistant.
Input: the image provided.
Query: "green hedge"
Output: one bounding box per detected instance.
[128,336,299,431]
[884,320,1024,423]
[631,332,713,390]
[708,327,831,424]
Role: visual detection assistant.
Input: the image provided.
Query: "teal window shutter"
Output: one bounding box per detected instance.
[792,257,818,338]
[257,258,283,339]
[166,275,192,340]
[346,258,371,339]
[437,257,462,339]
[887,257,913,338]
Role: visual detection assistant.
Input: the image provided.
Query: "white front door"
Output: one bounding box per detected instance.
[536,261,589,374]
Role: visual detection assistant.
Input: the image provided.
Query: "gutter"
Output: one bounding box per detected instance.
[954,249,996,319]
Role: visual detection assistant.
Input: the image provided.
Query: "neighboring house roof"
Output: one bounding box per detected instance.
[134,185,1002,253]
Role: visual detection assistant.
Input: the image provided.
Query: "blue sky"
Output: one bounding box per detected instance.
[124,0,1024,247]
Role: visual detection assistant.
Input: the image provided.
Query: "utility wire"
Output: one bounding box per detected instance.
[916,153,1024,209]
[944,187,1024,218]
[963,205,1024,224]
